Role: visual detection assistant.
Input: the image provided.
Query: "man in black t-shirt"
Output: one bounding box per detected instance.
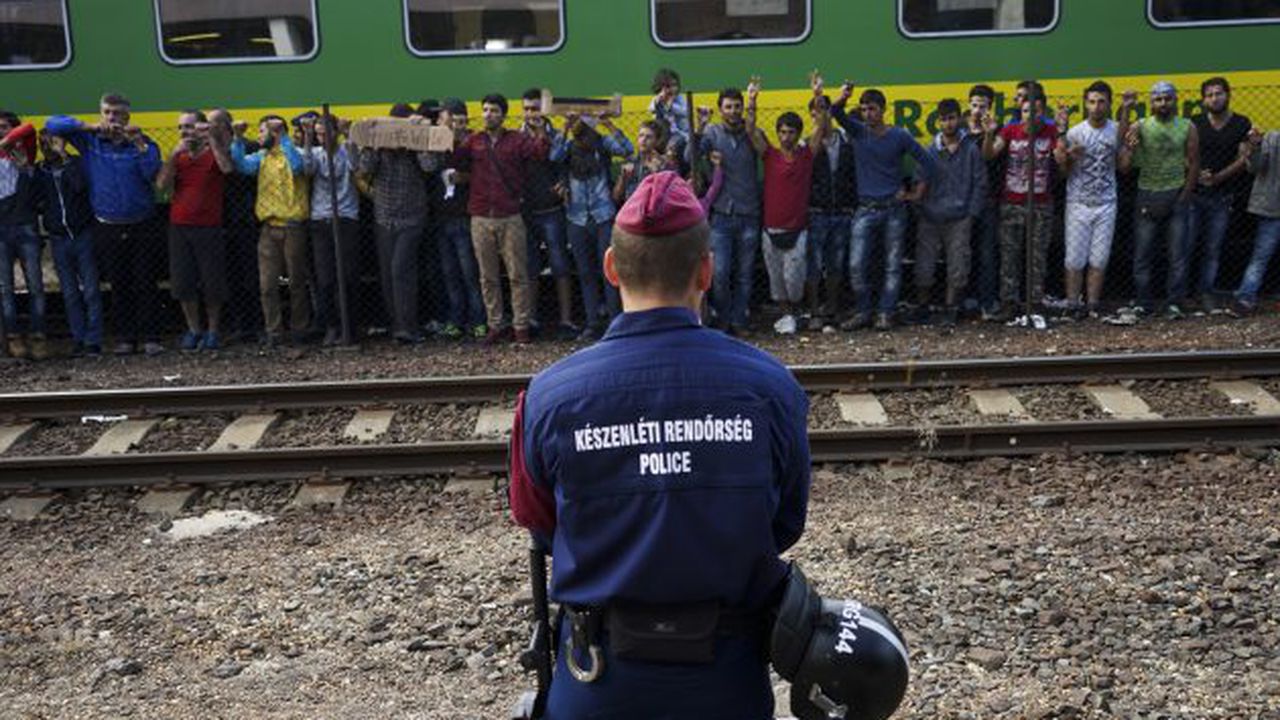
[1190,76,1252,310]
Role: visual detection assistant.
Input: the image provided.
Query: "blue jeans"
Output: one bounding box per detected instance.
[567,220,618,326]
[526,209,572,281]
[49,227,102,345]
[709,212,760,327]
[807,210,850,282]
[1189,193,1233,296]
[438,217,485,328]
[0,224,46,336]
[849,203,907,315]
[1132,192,1190,309]
[972,203,1000,311]
[1235,217,1280,304]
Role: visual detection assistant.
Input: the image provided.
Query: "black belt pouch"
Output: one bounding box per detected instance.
[607,601,719,664]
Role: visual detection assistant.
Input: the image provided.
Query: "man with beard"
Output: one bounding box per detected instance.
[453,93,550,344]
[1119,81,1200,318]
[1190,76,1252,310]
[688,87,760,336]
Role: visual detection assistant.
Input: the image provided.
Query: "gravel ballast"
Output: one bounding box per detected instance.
[2,313,1279,393]
[2,452,1277,718]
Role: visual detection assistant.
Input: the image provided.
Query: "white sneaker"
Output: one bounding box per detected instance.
[773,314,798,335]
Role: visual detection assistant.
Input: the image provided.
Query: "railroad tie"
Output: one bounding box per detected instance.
[83,419,158,456]
[835,393,890,426]
[1081,385,1161,420]
[291,480,351,509]
[0,493,57,521]
[1209,381,1280,415]
[136,487,198,517]
[474,407,515,438]
[967,389,1033,422]
[0,423,36,454]
[209,413,281,451]
[342,409,397,443]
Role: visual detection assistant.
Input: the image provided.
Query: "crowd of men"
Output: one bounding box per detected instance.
[0,69,1274,359]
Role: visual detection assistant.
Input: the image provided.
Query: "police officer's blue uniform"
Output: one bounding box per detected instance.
[511,305,810,720]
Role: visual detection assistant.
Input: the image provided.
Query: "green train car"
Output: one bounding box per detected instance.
[2,0,1279,132]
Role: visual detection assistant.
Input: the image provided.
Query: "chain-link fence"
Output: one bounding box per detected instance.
[2,83,1277,358]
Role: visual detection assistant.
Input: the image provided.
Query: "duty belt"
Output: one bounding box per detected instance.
[563,603,769,683]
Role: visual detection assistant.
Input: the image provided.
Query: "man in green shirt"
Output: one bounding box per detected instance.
[1119,81,1200,318]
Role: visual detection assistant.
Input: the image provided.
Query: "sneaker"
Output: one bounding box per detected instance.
[471,323,489,340]
[980,304,1001,322]
[806,314,824,332]
[874,312,893,331]
[1200,293,1218,313]
[28,334,48,361]
[84,343,102,358]
[1229,299,1255,317]
[439,323,463,340]
[576,325,602,342]
[1164,303,1184,320]
[773,314,798,335]
[7,336,28,360]
[728,324,751,338]
[143,341,165,356]
[200,331,221,351]
[321,327,342,346]
[113,341,135,356]
[555,322,580,341]
[179,330,202,352]
[839,313,871,331]
[513,328,533,344]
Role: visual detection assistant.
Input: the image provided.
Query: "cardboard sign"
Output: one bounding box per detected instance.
[539,89,623,118]
[349,118,454,152]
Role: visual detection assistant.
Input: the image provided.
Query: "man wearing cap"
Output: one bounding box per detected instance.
[1120,81,1200,318]
[509,171,810,719]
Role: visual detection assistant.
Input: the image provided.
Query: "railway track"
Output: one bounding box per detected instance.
[2,349,1280,493]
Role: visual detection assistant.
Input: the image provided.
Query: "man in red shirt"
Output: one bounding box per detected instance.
[452,93,550,345]
[155,110,233,350]
[982,88,1059,318]
[746,76,828,335]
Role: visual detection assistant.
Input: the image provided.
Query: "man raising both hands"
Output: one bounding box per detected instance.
[745,73,829,335]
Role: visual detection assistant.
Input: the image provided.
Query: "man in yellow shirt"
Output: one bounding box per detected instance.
[231,115,311,346]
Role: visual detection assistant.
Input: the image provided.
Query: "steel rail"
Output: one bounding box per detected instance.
[3,415,1277,491]
[2,349,1279,420]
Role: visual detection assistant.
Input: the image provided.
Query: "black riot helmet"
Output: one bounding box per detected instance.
[771,564,910,720]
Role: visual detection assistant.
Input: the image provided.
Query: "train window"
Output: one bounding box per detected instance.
[154,0,319,64]
[899,0,1059,37]
[0,0,71,70]
[1149,0,1280,26]
[404,0,564,56]
[651,0,811,47]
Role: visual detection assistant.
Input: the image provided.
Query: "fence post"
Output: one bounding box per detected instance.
[1024,112,1038,321]
[322,103,352,346]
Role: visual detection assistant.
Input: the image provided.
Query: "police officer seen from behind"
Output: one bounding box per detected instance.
[510,172,909,720]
